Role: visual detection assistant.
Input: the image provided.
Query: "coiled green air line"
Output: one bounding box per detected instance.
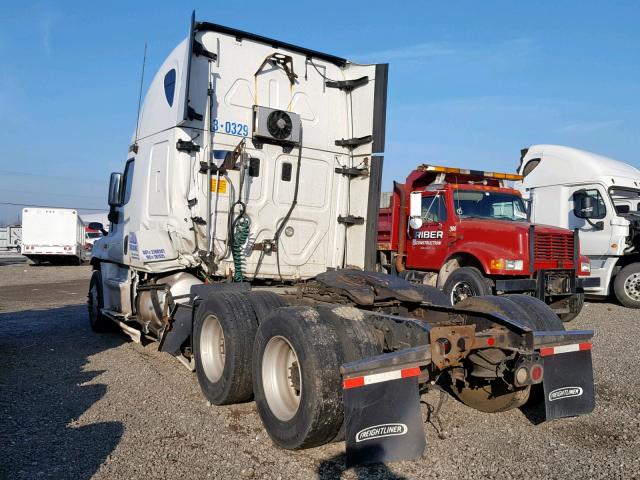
[232,216,250,282]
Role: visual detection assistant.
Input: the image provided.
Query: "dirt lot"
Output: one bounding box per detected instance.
[0,264,639,479]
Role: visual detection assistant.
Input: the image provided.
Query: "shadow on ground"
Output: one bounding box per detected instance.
[318,452,409,480]
[0,304,125,479]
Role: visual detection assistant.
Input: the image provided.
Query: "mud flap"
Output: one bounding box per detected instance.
[343,367,426,467]
[158,304,192,354]
[541,344,595,420]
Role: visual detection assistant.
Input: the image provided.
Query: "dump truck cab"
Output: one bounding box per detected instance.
[378,164,597,321]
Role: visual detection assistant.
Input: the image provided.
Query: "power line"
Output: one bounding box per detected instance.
[0,201,106,212]
[0,187,104,200]
[0,169,105,183]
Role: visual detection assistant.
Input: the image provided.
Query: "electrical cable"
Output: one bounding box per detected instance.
[273,127,304,282]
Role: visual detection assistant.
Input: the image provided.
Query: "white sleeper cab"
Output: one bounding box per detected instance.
[518,144,640,308]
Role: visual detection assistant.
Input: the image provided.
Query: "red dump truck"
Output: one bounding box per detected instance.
[377,164,599,321]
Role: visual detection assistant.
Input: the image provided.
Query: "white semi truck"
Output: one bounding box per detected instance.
[89,14,596,465]
[518,145,640,308]
[21,208,86,265]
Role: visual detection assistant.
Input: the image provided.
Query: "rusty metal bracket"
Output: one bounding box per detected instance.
[335,166,369,178]
[255,53,297,85]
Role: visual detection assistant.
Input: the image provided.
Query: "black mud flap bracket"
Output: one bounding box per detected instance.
[540,341,595,420]
[341,346,429,467]
[159,303,193,355]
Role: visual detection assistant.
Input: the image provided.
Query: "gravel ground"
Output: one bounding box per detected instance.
[0,265,638,479]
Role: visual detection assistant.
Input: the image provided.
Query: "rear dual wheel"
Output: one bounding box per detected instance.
[193,291,286,405]
[253,305,383,449]
[253,307,343,449]
[451,294,563,413]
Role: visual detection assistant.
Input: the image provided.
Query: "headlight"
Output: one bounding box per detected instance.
[506,259,524,271]
[581,261,591,273]
[490,259,524,271]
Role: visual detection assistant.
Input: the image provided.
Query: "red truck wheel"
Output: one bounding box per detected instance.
[443,267,493,305]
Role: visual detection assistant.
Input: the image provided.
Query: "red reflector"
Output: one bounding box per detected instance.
[579,342,592,351]
[531,365,543,381]
[343,377,365,389]
[487,337,495,346]
[400,367,421,379]
[540,347,554,357]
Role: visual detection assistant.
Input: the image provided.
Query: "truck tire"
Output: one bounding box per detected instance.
[504,294,565,331]
[315,305,384,443]
[614,263,640,308]
[252,306,344,449]
[193,292,258,405]
[555,293,584,323]
[443,267,493,305]
[246,291,286,323]
[88,270,112,332]
[413,284,451,306]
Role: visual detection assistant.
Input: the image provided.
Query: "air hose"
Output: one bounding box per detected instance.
[232,215,250,282]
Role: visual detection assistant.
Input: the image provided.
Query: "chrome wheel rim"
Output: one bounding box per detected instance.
[200,315,225,383]
[262,336,301,421]
[450,281,475,304]
[623,273,640,301]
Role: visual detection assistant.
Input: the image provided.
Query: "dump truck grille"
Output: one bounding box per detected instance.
[534,233,574,262]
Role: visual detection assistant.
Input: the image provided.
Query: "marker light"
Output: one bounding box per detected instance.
[515,366,528,385]
[580,261,591,273]
[531,365,543,383]
[490,258,505,270]
[417,164,524,181]
[490,259,523,271]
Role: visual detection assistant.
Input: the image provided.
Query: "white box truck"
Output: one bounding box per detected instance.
[87,14,596,465]
[518,144,640,308]
[21,208,87,265]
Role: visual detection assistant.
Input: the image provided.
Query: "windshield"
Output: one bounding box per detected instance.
[609,187,640,215]
[86,232,102,239]
[453,189,528,221]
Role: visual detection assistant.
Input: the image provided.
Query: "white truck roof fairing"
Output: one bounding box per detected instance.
[519,145,640,189]
[107,13,388,280]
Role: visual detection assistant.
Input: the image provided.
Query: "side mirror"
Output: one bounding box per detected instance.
[88,222,107,236]
[108,172,123,207]
[408,192,423,229]
[574,192,594,219]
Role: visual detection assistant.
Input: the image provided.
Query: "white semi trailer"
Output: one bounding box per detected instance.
[21,208,86,265]
[89,14,596,465]
[518,145,640,308]
[0,226,21,251]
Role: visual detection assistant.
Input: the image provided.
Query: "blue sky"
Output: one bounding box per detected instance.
[1,1,639,223]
